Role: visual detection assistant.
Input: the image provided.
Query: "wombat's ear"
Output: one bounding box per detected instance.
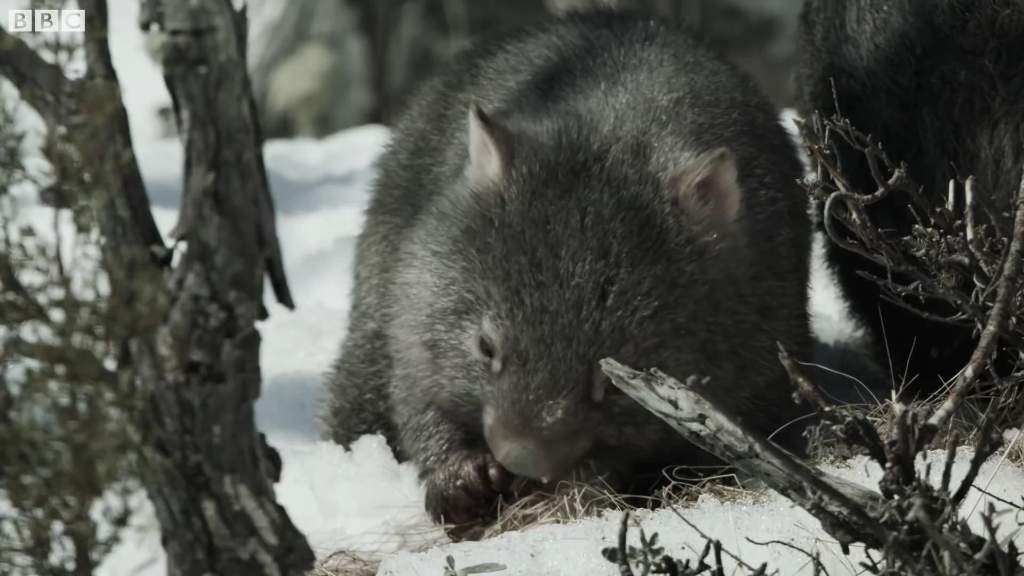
[465,104,511,188]
[670,147,742,228]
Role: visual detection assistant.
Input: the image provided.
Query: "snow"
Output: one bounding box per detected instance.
[1,2,1021,575]
[379,448,1024,575]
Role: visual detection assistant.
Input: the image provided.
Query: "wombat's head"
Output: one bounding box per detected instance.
[394,104,750,482]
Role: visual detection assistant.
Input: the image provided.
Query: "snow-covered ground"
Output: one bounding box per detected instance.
[379,447,1024,575]
[2,2,1022,575]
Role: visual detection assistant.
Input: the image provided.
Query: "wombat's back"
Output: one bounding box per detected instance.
[368,8,809,298]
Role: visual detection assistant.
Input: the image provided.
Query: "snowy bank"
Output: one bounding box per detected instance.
[379,448,1024,575]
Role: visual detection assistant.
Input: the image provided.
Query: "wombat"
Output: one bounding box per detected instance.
[324,9,816,528]
[794,0,1024,393]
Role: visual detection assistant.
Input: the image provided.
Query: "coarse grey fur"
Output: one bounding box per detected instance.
[794,0,1024,394]
[324,9,815,526]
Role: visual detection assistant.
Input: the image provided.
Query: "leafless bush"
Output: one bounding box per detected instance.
[797,108,1024,428]
[0,22,155,574]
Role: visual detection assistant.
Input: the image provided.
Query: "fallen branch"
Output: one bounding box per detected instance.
[599,359,888,551]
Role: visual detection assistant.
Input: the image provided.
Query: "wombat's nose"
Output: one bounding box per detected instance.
[482,406,588,481]
[490,440,551,480]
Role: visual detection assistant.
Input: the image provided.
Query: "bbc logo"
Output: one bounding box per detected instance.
[7,9,86,33]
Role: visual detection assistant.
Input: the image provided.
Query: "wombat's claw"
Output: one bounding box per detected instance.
[425,451,514,531]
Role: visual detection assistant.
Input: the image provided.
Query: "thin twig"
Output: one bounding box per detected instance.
[924,174,1024,441]
[616,512,636,576]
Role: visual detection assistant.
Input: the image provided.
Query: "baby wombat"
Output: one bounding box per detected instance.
[794,0,1024,391]
[325,9,815,528]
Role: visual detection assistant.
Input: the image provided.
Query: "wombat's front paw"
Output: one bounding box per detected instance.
[423,451,518,533]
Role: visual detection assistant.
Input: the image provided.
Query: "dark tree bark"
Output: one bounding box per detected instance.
[1,0,314,573]
[122,0,312,573]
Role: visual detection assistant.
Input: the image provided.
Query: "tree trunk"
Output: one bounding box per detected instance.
[76,0,312,573]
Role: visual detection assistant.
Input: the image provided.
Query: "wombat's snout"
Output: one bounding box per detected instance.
[481,406,592,481]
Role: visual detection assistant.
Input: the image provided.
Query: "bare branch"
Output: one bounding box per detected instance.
[779,344,887,468]
[924,174,1024,441]
[0,26,67,124]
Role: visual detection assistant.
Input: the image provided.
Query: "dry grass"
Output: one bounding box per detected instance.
[478,464,766,540]
[999,427,1024,466]
[806,389,999,466]
[303,519,453,575]
[309,550,381,576]
[805,330,1022,465]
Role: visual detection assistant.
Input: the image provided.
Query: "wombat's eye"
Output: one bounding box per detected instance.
[474,318,504,373]
[476,333,504,374]
[477,333,496,361]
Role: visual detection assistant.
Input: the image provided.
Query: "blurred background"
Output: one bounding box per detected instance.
[181,0,804,141]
